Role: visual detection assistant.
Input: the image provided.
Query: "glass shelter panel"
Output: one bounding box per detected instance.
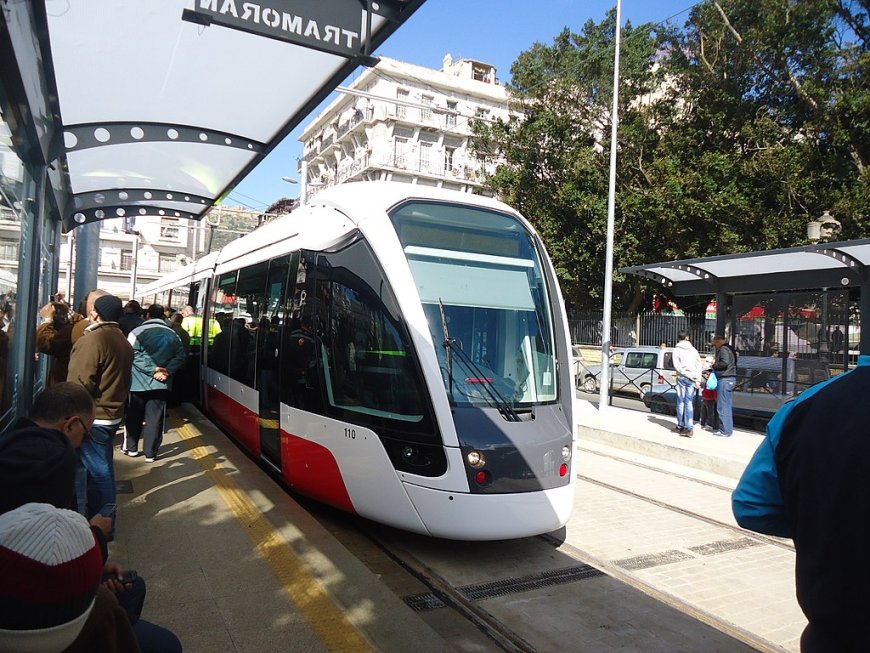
[0,111,28,421]
[730,291,851,413]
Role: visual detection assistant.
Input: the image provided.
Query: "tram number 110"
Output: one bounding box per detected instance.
[344,428,356,440]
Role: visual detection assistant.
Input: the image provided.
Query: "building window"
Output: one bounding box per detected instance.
[444,147,456,174]
[419,142,432,172]
[394,137,409,168]
[0,243,18,261]
[445,101,457,127]
[396,89,409,118]
[120,249,133,271]
[160,218,180,240]
[421,95,433,121]
[159,254,178,273]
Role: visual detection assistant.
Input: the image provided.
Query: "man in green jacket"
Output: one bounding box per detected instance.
[123,305,186,462]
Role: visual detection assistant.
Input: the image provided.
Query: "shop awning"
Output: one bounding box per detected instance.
[36,0,426,231]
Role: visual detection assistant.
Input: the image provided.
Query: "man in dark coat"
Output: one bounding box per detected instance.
[67,294,133,524]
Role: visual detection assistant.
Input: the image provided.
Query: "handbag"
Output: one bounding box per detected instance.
[706,371,718,390]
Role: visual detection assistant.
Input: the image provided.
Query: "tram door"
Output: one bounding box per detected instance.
[258,254,293,468]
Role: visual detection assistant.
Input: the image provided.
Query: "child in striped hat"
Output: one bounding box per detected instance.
[0,503,103,653]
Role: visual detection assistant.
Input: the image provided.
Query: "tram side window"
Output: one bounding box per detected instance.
[208,272,237,374]
[226,261,268,387]
[281,251,324,413]
[317,244,427,424]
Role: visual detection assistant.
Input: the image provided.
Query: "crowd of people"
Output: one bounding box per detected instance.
[0,289,191,652]
[670,330,737,438]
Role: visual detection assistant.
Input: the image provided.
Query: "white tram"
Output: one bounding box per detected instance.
[138,182,575,539]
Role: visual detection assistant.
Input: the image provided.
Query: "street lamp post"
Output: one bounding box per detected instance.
[599,0,622,413]
[129,230,142,300]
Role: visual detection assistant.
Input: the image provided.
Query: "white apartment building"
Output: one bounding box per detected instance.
[54,214,206,303]
[298,54,511,201]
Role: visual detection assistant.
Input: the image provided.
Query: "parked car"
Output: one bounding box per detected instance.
[579,346,676,399]
[572,345,586,387]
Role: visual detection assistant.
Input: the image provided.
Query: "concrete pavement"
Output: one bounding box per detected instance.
[575,394,766,480]
[573,396,806,652]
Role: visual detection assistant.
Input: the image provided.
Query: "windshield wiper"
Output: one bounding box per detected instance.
[438,299,455,404]
[448,339,522,423]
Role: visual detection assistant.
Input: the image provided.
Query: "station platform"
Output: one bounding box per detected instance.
[575,397,765,481]
[108,399,767,652]
[107,404,453,653]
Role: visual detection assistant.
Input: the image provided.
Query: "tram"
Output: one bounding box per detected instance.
[138,182,575,539]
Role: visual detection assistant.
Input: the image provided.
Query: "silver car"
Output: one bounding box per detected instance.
[579,346,676,399]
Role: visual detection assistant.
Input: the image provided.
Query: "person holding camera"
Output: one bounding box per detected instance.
[37,299,84,386]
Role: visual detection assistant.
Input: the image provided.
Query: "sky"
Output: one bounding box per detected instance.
[228,0,696,212]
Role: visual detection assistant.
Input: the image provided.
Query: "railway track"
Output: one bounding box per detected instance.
[315,447,795,652]
[276,439,800,652]
[576,445,795,553]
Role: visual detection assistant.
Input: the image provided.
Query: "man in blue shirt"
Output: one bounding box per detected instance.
[733,355,870,652]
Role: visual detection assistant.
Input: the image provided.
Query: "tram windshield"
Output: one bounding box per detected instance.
[390,201,557,407]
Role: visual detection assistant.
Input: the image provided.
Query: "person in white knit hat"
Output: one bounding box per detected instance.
[0,503,103,653]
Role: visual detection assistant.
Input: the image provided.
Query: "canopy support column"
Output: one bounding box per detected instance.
[861,284,870,356]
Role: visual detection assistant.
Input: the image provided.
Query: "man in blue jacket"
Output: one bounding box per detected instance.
[733,354,870,652]
[123,305,186,462]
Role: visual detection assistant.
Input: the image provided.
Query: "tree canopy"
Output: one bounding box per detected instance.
[473,0,869,313]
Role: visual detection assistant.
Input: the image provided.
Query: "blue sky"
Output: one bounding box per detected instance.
[228,0,696,212]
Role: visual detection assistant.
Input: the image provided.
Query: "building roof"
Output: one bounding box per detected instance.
[299,54,508,139]
[621,238,870,296]
[24,1,426,232]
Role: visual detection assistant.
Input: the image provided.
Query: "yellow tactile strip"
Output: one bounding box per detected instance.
[175,422,375,652]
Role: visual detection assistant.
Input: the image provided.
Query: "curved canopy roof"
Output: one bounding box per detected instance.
[621,238,870,296]
[37,0,425,231]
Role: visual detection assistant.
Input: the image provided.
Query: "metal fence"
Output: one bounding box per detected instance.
[568,311,714,352]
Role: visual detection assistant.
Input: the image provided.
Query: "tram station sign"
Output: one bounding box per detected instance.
[185,0,389,59]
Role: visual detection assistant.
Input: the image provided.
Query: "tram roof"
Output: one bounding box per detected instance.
[620,238,870,296]
[211,182,530,269]
[28,1,426,232]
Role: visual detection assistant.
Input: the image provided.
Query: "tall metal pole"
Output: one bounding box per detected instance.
[599,0,622,412]
[129,231,140,300]
[73,222,100,310]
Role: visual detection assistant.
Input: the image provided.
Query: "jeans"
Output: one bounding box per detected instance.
[78,422,119,524]
[117,577,183,653]
[134,620,183,653]
[675,377,696,429]
[74,462,88,516]
[716,376,736,434]
[700,399,719,429]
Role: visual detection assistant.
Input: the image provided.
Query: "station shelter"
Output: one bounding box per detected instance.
[621,239,870,419]
[0,1,427,428]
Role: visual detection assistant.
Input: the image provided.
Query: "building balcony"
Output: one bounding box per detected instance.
[374,154,484,185]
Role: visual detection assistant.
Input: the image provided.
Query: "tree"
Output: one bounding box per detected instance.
[474,1,868,313]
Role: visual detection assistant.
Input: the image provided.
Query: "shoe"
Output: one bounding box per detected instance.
[711,431,732,437]
[679,429,693,438]
[145,457,155,463]
[123,450,140,457]
[671,426,684,433]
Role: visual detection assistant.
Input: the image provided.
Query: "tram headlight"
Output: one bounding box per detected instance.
[466,450,486,469]
[402,446,418,463]
[561,445,571,461]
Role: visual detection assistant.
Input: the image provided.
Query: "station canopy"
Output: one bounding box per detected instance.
[41,0,426,231]
[621,238,870,296]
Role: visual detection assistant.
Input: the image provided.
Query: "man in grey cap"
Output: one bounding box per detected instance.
[67,293,133,527]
